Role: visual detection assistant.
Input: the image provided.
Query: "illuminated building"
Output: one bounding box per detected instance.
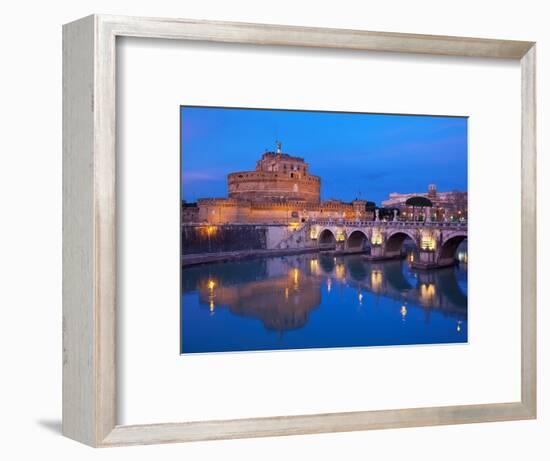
[182,142,374,224]
[382,184,467,222]
[228,142,320,203]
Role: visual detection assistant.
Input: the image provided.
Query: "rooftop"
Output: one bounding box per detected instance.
[260,152,305,162]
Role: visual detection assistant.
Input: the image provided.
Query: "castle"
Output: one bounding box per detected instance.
[182,142,371,224]
[228,142,321,203]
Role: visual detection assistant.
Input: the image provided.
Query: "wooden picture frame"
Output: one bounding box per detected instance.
[62,14,537,447]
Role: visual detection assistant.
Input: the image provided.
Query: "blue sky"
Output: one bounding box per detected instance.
[180,106,467,205]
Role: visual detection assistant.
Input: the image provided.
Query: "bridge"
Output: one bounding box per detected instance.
[307,219,467,270]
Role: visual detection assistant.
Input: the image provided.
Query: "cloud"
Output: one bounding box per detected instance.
[181,171,221,182]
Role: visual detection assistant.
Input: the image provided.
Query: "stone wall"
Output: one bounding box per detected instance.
[228,170,320,203]
[192,198,373,224]
[181,224,268,255]
[181,223,314,255]
[197,199,252,223]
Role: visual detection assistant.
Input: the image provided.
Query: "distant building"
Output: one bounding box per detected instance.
[182,142,374,224]
[382,184,467,222]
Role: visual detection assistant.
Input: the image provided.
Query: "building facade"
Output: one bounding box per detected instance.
[382,184,467,222]
[228,145,321,203]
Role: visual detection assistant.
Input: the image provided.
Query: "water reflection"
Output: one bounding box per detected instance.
[181,252,468,353]
[203,270,320,331]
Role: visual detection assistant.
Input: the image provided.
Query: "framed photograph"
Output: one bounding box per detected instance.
[179,107,469,354]
[63,15,536,447]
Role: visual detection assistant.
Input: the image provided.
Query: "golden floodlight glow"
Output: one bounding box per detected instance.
[291,268,299,288]
[309,226,319,240]
[371,230,383,245]
[327,277,332,293]
[207,279,216,314]
[420,283,436,304]
[401,305,407,318]
[420,231,436,251]
[310,258,319,275]
[371,270,382,292]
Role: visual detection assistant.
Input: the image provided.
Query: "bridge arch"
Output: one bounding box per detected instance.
[438,232,467,266]
[384,260,414,292]
[345,256,369,281]
[318,253,336,273]
[346,229,370,252]
[384,230,418,256]
[318,228,336,247]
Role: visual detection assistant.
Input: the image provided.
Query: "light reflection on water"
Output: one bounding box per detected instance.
[181,251,468,354]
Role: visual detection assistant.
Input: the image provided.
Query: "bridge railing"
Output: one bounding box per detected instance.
[180,220,468,230]
[309,219,467,229]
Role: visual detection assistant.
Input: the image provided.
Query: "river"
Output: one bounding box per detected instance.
[181,250,468,353]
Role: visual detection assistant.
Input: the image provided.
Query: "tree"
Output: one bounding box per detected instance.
[376,207,399,221]
[405,196,433,221]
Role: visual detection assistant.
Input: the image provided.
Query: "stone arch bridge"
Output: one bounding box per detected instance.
[309,219,467,270]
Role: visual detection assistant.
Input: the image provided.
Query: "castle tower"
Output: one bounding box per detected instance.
[228,142,321,203]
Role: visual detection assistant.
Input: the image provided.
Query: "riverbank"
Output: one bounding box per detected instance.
[181,246,321,267]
